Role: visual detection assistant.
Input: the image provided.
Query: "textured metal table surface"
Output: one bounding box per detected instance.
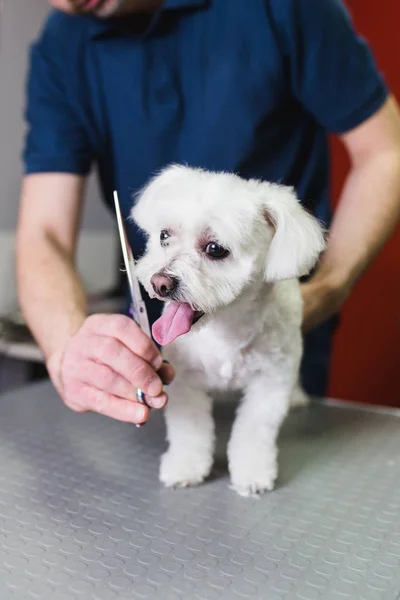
[0,382,400,600]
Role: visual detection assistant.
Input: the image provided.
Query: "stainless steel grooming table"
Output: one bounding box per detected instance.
[0,381,399,600]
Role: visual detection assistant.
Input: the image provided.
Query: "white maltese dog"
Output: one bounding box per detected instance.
[132,165,325,497]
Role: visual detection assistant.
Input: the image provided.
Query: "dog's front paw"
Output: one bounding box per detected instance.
[229,447,278,498]
[159,449,213,489]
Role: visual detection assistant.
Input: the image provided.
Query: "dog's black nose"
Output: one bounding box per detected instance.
[151,274,177,298]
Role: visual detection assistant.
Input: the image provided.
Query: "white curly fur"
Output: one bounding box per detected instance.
[132,166,325,497]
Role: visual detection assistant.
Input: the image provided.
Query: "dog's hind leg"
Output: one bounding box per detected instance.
[159,378,215,488]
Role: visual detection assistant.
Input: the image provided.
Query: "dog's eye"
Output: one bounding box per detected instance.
[160,230,170,245]
[205,242,229,259]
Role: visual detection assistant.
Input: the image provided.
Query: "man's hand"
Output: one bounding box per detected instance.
[300,276,350,333]
[17,174,174,426]
[47,313,174,425]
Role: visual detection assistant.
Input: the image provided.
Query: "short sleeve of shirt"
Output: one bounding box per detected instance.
[269,0,389,134]
[23,15,93,175]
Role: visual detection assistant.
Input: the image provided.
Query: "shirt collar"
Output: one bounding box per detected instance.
[89,0,208,38]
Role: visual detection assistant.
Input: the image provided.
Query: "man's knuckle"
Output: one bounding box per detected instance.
[131,362,150,385]
[64,378,78,396]
[99,366,118,391]
[92,391,109,414]
[144,373,160,392]
[111,314,130,334]
[83,313,100,330]
[84,313,111,334]
[61,354,79,378]
[135,337,156,360]
[99,337,122,361]
[68,402,87,414]
[64,381,87,411]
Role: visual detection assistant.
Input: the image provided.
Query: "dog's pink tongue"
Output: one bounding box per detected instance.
[152,302,195,346]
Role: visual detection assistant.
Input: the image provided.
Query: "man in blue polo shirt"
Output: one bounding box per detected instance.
[16,0,400,425]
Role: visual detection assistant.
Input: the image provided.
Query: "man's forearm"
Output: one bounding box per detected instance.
[301,146,400,332]
[16,173,89,362]
[315,98,400,296]
[17,232,87,361]
[315,149,400,292]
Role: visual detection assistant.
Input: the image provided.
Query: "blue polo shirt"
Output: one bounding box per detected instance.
[24,0,387,234]
[23,0,387,395]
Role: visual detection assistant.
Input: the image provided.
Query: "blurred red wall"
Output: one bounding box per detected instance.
[328,1,400,406]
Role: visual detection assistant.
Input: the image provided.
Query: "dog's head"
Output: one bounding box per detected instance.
[132,165,325,345]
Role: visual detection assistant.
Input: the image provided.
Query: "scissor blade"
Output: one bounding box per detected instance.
[113,192,135,303]
[113,191,151,337]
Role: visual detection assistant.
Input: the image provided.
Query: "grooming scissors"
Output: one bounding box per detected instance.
[113,191,151,427]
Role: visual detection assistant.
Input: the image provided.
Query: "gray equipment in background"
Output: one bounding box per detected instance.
[0,0,117,314]
[0,0,119,391]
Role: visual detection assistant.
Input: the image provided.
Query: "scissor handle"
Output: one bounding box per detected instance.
[137,299,151,338]
[129,300,151,339]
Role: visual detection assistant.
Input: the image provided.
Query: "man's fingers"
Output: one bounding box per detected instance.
[84,314,162,369]
[76,360,137,402]
[81,385,149,424]
[84,335,164,398]
[145,393,168,410]
[76,360,168,410]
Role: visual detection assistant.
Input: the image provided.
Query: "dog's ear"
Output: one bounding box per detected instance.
[262,184,326,281]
